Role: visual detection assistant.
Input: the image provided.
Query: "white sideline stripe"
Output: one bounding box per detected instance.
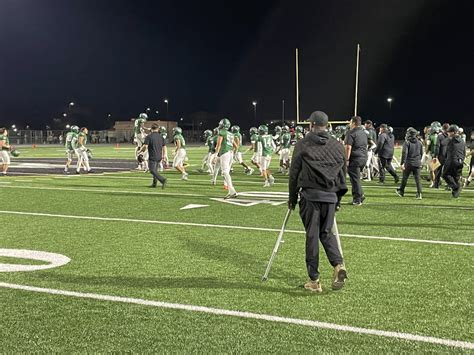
[0,184,206,197]
[0,282,472,350]
[0,210,472,247]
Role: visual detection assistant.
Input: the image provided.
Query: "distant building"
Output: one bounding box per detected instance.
[108,119,177,143]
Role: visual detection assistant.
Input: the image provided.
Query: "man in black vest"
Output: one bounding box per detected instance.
[140,124,167,188]
[344,116,368,206]
[375,124,399,184]
[289,111,348,293]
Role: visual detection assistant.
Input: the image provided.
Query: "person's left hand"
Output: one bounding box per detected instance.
[288,200,296,210]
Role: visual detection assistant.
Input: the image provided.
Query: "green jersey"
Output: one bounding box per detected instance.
[174,134,186,148]
[218,129,234,156]
[296,132,304,141]
[280,133,291,149]
[207,136,215,153]
[250,133,259,153]
[65,132,77,150]
[233,132,244,152]
[0,134,9,151]
[428,133,438,155]
[134,118,146,135]
[258,134,274,157]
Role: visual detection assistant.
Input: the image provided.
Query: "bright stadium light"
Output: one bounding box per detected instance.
[387,97,393,109]
[66,124,70,129]
[69,102,75,107]
[63,113,67,117]
[11,125,16,129]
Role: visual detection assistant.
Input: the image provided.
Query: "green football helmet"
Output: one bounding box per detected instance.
[172,127,182,135]
[213,127,219,135]
[258,125,268,134]
[295,125,304,133]
[249,127,258,135]
[71,125,79,133]
[159,126,167,134]
[274,126,282,134]
[139,113,148,120]
[218,118,231,130]
[231,125,240,133]
[281,125,289,133]
[203,129,212,138]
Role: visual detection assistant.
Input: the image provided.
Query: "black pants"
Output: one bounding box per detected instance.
[348,159,365,202]
[442,161,463,191]
[299,198,343,281]
[433,160,445,188]
[149,160,166,186]
[378,157,398,182]
[399,165,422,194]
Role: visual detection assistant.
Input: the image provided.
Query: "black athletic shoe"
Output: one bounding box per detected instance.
[161,179,167,189]
[416,193,422,200]
[395,188,404,197]
[394,176,400,184]
[75,171,80,174]
[149,184,157,188]
[452,188,461,198]
[361,195,366,203]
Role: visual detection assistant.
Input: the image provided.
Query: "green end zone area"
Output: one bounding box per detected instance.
[1,145,473,352]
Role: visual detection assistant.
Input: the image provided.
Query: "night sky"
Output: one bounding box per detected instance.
[1,0,473,130]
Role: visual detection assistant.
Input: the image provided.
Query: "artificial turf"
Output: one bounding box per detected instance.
[1,144,473,353]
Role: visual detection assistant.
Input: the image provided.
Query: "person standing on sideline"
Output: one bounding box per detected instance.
[443,125,466,198]
[396,127,423,199]
[363,120,377,181]
[344,116,368,206]
[140,124,167,188]
[289,111,348,293]
[433,123,450,188]
[0,127,11,176]
[375,124,399,184]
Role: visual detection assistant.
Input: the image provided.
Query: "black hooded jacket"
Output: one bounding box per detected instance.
[446,136,466,164]
[375,131,395,159]
[401,136,423,167]
[289,130,348,205]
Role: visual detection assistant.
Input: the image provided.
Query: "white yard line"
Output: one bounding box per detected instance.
[0,282,472,350]
[0,210,471,247]
[0,185,207,197]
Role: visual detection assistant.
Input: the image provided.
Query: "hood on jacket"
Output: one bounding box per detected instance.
[452,136,463,144]
[306,130,329,145]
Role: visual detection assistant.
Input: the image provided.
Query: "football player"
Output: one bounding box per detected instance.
[464,131,474,187]
[64,125,79,174]
[199,129,213,173]
[231,125,253,175]
[214,118,237,199]
[249,127,262,174]
[279,125,292,174]
[258,125,276,187]
[75,127,93,174]
[0,127,11,176]
[363,120,377,181]
[172,127,188,180]
[295,125,305,141]
[158,126,168,171]
[134,113,149,171]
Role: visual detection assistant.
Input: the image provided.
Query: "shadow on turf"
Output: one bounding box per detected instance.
[344,220,472,231]
[33,237,322,297]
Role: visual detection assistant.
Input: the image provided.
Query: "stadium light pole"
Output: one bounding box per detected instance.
[164,99,169,120]
[252,101,257,124]
[387,97,393,110]
[282,99,285,125]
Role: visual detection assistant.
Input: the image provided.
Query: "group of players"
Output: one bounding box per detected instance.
[64,126,94,174]
[133,113,298,198]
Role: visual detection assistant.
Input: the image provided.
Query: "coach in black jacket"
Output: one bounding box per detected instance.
[288,111,348,293]
[442,125,466,198]
[375,124,399,184]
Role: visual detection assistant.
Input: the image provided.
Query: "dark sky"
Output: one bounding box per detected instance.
[1,0,473,130]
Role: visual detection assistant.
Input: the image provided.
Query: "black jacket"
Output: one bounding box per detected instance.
[375,132,395,159]
[401,137,423,167]
[289,130,347,205]
[446,136,466,164]
[435,131,449,162]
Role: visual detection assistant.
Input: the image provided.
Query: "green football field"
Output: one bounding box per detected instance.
[1,145,473,353]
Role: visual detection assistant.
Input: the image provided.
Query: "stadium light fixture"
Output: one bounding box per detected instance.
[63,113,67,117]
[66,124,70,129]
